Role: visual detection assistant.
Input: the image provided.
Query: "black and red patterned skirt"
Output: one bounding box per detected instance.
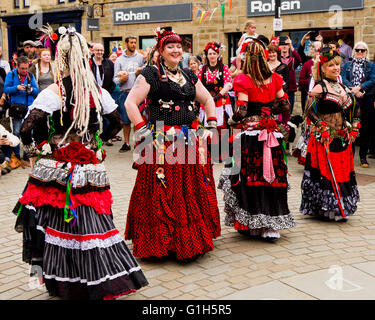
[218,120,296,231]
[125,130,221,260]
[13,142,148,300]
[300,135,360,220]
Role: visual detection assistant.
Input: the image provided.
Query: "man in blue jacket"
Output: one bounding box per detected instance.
[341,42,375,167]
[3,55,39,163]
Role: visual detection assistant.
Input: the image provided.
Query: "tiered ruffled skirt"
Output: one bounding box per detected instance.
[218,124,296,231]
[300,135,360,220]
[125,135,221,260]
[13,157,148,300]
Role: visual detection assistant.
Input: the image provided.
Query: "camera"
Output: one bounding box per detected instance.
[25,84,33,94]
[309,31,319,41]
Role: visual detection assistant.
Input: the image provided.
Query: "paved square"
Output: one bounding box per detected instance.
[1,136,375,300]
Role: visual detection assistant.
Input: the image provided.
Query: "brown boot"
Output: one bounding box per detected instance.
[0,160,12,175]
[9,153,22,170]
[21,159,31,168]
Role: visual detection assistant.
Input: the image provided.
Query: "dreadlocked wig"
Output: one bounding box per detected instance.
[241,41,272,88]
[57,30,102,143]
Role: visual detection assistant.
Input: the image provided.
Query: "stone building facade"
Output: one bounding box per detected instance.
[1,0,375,63]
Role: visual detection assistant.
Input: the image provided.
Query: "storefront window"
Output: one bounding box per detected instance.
[139,36,156,50]
[139,35,192,53]
[24,0,30,8]
[14,0,20,9]
[227,32,242,65]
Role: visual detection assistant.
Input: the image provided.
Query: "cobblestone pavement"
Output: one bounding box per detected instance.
[1,138,375,300]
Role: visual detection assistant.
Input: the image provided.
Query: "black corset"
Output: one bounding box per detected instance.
[246,101,273,117]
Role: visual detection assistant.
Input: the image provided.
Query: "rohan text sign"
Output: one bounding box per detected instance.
[114,3,192,25]
[247,0,364,17]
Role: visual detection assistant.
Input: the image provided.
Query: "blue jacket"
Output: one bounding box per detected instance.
[341,60,375,96]
[3,68,39,105]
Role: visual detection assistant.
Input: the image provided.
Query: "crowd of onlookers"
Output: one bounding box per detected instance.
[1,21,375,179]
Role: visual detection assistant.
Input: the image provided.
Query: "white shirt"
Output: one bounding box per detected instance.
[0,60,11,73]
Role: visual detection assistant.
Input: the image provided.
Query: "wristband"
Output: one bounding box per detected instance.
[321,130,330,139]
[235,100,247,106]
[349,130,358,139]
[135,121,146,130]
[207,117,217,122]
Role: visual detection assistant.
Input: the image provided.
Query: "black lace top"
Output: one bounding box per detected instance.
[141,65,199,127]
[20,77,122,151]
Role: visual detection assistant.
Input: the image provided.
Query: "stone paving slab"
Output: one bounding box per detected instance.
[1,131,375,300]
[221,280,316,300]
[280,266,375,300]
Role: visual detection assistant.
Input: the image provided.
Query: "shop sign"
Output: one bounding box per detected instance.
[87,18,100,31]
[114,3,192,25]
[247,0,364,17]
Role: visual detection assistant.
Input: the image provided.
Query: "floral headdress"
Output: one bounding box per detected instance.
[316,46,340,80]
[204,42,225,55]
[154,26,181,49]
[318,46,340,64]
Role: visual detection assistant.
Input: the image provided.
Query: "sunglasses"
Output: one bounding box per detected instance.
[355,49,367,53]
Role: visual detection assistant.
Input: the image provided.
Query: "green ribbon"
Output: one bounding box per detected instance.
[282,140,288,165]
[95,130,104,156]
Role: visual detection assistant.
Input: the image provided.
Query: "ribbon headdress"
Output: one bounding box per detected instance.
[240,37,269,60]
[154,26,181,49]
[316,46,341,81]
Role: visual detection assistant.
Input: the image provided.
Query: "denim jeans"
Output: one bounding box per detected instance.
[0,145,12,162]
[12,118,22,159]
[288,91,296,115]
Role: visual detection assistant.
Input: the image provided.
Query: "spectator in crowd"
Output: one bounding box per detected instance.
[87,41,95,58]
[109,52,118,63]
[3,55,39,165]
[268,44,290,126]
[90,43,117,147]
[329,40,346,68]
[187,55,200,75]
[22,40,37,62]
[29,48,56,92]
[279,36,301,115]
[179,41,191,69]
[0,123,20,176]
[113,35,144,152]
[0,46,11,73]
[339,37,353,64]
[90,43,116,93]
[236,20,258,70]
[298,31,323,65]
[268,44,289,91]
[298,41,322,112]
[0,66,7,110]
[9,52,17,71]
[341,41,375,168]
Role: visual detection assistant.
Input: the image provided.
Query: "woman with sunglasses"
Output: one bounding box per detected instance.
[341,42,375,168]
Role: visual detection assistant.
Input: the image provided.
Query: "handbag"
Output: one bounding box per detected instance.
[9,103,28,119]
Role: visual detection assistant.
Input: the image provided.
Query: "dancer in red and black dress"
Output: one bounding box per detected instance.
[13,27,148,300]
[301,47,360,221]
[124,27,220,261]
[198,42,233,161]
[219,38,296,242]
